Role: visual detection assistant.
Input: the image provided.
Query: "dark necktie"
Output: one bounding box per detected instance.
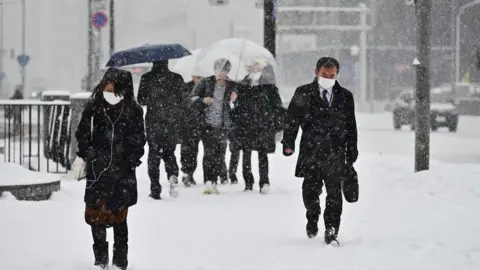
[322,89,329,107]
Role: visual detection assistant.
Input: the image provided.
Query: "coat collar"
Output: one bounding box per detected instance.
[309,78,343,107]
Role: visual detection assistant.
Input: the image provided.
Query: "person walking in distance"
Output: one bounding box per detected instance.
[186,58,238,194]
[282,57,358,246]
[138,60,184,200]
[180,74,203,187]
[231,63,285,193]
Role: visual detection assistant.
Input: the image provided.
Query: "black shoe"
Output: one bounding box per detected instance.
[189,178,197,186]
[306,222,318,239]
[230,174,238,184]
[220,178,229,185]
[149,193,161,200]
[244,185,253,192]
[324,228,339,246]
[182,175,194,187]
[93,263,108,269]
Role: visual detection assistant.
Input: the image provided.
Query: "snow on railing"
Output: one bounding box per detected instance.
[0,99,70,105]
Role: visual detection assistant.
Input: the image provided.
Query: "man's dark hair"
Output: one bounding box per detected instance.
[316,57,340,73]
[214,58,232,72]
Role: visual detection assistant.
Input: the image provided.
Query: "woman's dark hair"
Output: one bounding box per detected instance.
[91,68,134,104]
[316,57,340,73]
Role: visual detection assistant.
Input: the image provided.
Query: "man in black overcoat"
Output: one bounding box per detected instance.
[282,57,358,246]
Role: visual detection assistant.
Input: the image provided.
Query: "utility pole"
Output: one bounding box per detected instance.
[359,3,368,112]
[0,0,4,96]
[21,0,25,90]
[109,0,114,56]
[414,0,432,172]
[264,0,276,57]
[368,0,377,113]
[87,0,93,91]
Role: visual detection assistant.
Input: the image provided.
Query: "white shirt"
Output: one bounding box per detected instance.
[319,87,333,107]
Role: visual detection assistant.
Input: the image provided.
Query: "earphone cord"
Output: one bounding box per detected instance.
[87,104,125,189]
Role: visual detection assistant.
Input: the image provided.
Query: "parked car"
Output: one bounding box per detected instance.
[392,90,459,132]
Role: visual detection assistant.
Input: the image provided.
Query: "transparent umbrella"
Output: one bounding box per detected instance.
[194,38,280,85]
[170,48,202,81]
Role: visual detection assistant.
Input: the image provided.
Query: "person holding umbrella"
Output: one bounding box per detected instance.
[138,60,184,200]
[186,58,238,194]
[231,61,285,193]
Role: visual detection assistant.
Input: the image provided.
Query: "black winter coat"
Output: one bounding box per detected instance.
[137,68,184,145]
[180,81,201,140]
[231,84,285,153]
[186,76,238,130]
[282,79,358,178]
[75,99,146,209]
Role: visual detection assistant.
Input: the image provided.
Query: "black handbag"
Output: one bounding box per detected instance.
[342,165,359,203]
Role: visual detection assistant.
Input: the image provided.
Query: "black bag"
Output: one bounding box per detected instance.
[342,166,359,203]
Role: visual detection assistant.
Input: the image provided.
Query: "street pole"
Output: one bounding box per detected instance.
[109,0,114,56]
[359,3,368,112]
[451,0,456,93]
[414,0,432,172]
[264,0,276,58]
[455,0,480,84]
[0,0,4,96]
[21,0,25,90]
[368,0,377,113]
[87,0,93,91]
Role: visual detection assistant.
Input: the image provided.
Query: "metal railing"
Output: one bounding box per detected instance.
[0,99,71,173]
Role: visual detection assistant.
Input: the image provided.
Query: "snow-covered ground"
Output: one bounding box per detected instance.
[1,113,480,269]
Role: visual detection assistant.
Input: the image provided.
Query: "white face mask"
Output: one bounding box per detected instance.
[318,76,336,89]
[103,91,123,105]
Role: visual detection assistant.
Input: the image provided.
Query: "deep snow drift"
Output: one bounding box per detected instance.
[1,148,479,270]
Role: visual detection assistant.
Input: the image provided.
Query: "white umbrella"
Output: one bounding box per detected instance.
[170,49,202,82]
[195,38,280,84]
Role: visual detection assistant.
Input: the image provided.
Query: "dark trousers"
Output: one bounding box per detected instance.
[229,146,270,187]
[180,132,201,175]
[302,170,343,235]
[91,221,129,268]
[148,139,178,195]
[202,127,228,184]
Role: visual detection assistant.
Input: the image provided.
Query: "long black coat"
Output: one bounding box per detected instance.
[231,84,285,153]
[137,68,184,145]
[186,76,238,130]
[75,99,146,209]
[180,81,201,140]
[282,79,358,178]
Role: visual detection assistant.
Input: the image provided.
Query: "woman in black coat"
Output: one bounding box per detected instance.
[75,68,146,270]
[231,65,285,193]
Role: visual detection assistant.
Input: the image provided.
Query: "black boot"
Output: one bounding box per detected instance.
[244,174,254,192]
[306,211,320,239]
[112,243,128,270]
[93,242,109,269]
[112,223,129,270]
